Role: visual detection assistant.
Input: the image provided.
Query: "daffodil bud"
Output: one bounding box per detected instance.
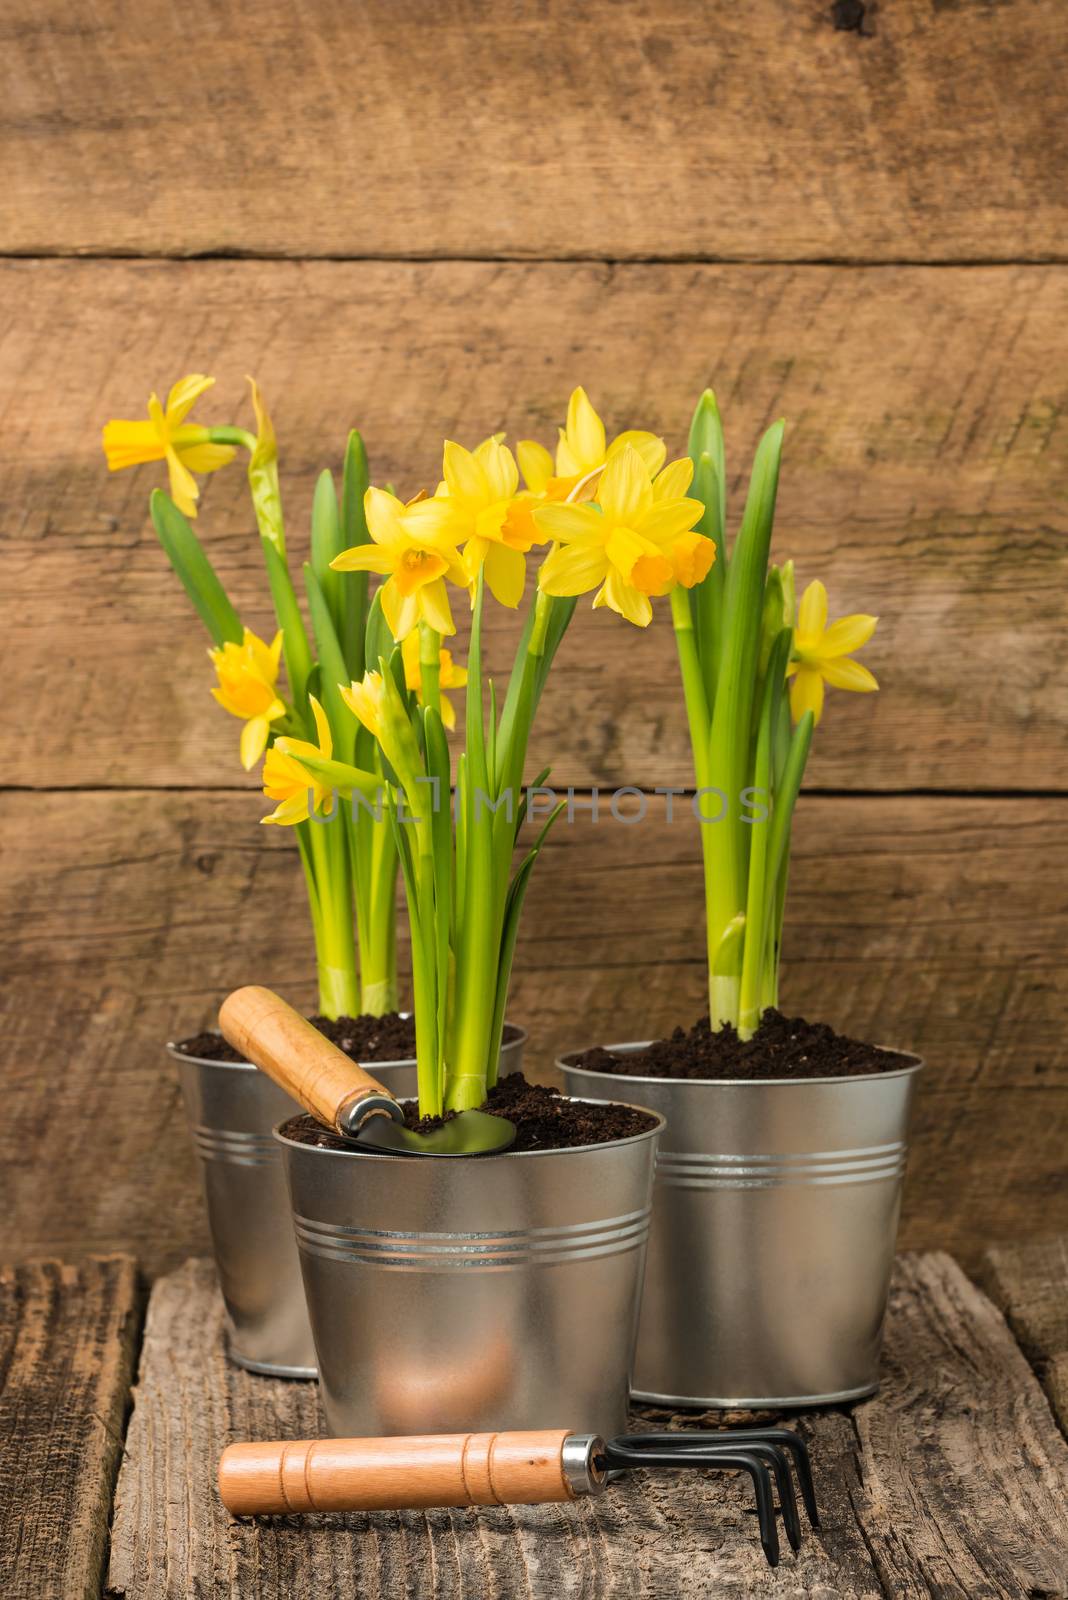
[687,388,722,466]
[342,662,426,809]
[758,561,795,679]
[246,377,285,555]
[375,655,426,800]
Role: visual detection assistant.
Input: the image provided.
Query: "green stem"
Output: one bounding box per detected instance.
[346,734,398,1018]
[670,586,722,1019]
[220,423,315,714]
[304,817,359,1018]
[207,426,257,453]
[670,587,711,773]
[495,587,552,851]
[388,783,439,1113]
[361,813,399,1015]
[412,837,442,1111]
[340,431,371,680]
[738,631,790,1038]
[419,623,441,718]
[738,710,773,1038]
[688,401,727,711]
[448,580,495,1109]
[530,585,552,653]
[765,855,791,1013]
[262,540,314,716]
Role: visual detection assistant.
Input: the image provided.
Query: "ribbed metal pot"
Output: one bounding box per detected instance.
[276,1097,663,1436]
[171,1027,526,1378]
[560,1046,922,1408]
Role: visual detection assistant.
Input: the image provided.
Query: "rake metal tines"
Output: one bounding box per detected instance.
[597,1426,820,1568]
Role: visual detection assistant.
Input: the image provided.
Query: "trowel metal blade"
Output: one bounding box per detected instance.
[355,1109,516,1156]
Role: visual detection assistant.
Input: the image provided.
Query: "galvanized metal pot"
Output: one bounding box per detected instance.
[560,1047,922,1408]
[276,1097,663,1436]
[171,1027,526,1379]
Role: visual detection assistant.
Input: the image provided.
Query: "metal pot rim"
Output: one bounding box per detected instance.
[166,1021,528,1075]
[272,1094,666,1162]
[556,1040,924,1088]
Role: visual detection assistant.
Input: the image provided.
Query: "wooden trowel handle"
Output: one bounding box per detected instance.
[218,985,400,1136]
[218,1430,606,1514]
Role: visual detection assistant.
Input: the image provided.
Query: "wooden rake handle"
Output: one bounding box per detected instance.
[218,1430,605,1514]
[218,985,399,1136]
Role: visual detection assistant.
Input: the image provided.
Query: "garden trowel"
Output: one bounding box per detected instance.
[219,986,515,1156]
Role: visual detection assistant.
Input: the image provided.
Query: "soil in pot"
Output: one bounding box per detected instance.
[176,1014,521,1065]
[280,1074,658,1153]
[571,1008,913,1081]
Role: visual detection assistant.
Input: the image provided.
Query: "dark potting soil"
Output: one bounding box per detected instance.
[569,1008,913,1081]
[279,1073,657,1154]
[175,1015,521,1066]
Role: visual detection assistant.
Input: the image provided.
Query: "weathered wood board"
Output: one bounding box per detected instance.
[104,1253,1068,1599]
[3,0,1065,261]
[1,789,1064,1276]
[3,259,1067,791]
[981,1234,1068,1433]
[0,1255,140,1600]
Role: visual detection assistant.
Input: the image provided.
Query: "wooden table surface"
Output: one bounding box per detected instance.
[2,1241,1066,1599]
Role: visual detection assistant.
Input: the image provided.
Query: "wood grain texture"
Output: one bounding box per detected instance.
[1,789,1064,1275]
[3,0,1065,262]
[980,1235,1068,1432]
[4,258,1067,791]
[0,1255,140,1600]
[106,1252,1068,1599]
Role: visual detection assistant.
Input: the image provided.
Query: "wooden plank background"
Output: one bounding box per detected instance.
[3,0,1066,261]
[1,0,1065,1276]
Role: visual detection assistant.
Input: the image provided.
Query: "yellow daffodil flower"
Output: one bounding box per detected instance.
[339,670,385,741]
[518,386,666,504]
[400,632,468,730]
[787,580,879,725]
[209,627,285,770]
[330,487,465,641]
[535,446,711,627]
[261,696,334,824]
[340,669,424,796]
[413,438,537,609]
[102,374,236,518]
